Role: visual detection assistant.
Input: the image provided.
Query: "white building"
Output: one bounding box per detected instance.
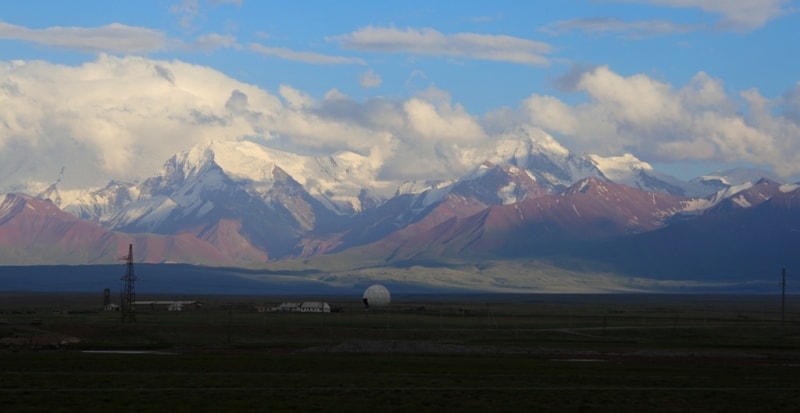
[274,302,330,313]
[299,302,330,313]
[133,301,201,311]
[103,303,120,312]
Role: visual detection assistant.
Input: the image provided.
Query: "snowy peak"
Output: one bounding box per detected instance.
[490,127,569,165]
[587,153,652,181]
[488,127,603,190]
[564,177,682,212]
[687,167,782,197]
[779,182,800,194]
[456,162,547,206]
[385,175,689,262]
[166,139,394,214]
[680,178,784,216]
[587,153,709,197]
[693,167,783,187]
[59,181,139,222]
[565,177,613,196]
[766,182,800,209]
[0,193,33,225]
[705,178,782,213]
[0,193,71,223]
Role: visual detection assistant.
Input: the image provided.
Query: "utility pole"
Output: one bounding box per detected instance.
[120,244,136,323]
[781,268,786,327]
[227,303,233,345]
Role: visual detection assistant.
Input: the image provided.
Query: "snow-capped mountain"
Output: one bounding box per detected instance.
[487,127,604,192]
[2,125,795,274]
[691,167,783,190]
[484,127,720,197]
[40,127,754,231]
[380,177,686,263]
[64,139,397,225]
[59,181,140,222]
[587,153,710,196]
[0,193,250,265]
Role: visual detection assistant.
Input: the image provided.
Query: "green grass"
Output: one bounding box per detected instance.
[1,293,799,412]
[1,351,798,412]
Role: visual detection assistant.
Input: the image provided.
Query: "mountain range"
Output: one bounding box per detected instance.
[1,127,797,292]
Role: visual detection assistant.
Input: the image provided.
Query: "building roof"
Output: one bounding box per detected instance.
[133,301,198,305]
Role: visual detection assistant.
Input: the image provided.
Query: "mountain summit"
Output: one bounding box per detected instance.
[0,128,795,292]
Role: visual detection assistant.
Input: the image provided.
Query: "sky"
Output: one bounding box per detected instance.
[0,0,798,190]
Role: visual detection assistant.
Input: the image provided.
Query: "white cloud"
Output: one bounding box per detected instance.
[0,21,241,55]
[524,95,578,136]
[0,56,282,188]
[329,26,552,65]
[518,66,800,177]
[0,55,496,191]
[279,85,315,109]
[359,69,382,88]
[577,66,684,126]
[0,21,168,54]
[189,33,240,51]
[540,17,703,37]
[616,0,790,31]
[171,0,201,30]
[4,55,795,194]
[249,43,365,65]
[404,96,486,142]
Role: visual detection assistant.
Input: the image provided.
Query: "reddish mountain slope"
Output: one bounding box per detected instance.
[0,194,256,265]
[384,178,685,261]
[580,183,800,281]
[705,178,783,214]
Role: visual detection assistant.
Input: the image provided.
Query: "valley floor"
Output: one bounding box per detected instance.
[1,293,799,412]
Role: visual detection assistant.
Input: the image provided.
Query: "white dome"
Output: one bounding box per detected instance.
[362,284,391,307]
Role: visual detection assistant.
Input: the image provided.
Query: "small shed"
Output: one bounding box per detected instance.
[300,302,331,313]
[104,303,120,312]
[277,302,301,312]
[274,302,330,313]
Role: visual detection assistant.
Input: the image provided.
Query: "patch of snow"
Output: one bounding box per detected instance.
[588,153,652,183]
[487,126,601,188]
[574,180,590,193]
[681,181,758,214]
[497,182,518,205]
[192,139,402,213]
[514,204,524,221]
[780,183,800,193]
[418,183,454,209]
[698,168,782,186]
[732,195,752,208]
[106,196,178,231]
[697,174,729,186]
[194,200,214,217]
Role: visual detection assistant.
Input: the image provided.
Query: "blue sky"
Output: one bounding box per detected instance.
[0,0,798,189]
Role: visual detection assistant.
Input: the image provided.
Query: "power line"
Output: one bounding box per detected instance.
[120,244,136,323]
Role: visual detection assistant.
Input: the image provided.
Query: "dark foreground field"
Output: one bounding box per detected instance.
[1,293,799,412]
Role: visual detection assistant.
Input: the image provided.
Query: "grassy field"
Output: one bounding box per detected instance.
[1,293,799,412]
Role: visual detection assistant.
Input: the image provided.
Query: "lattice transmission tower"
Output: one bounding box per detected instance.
[120,244,137,323]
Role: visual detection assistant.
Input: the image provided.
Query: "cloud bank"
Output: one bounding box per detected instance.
[0,56,797,192]
[0,56,489,190]
[522,66,800,177]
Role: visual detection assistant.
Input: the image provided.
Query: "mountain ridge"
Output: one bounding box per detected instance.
[0,128,793,292]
